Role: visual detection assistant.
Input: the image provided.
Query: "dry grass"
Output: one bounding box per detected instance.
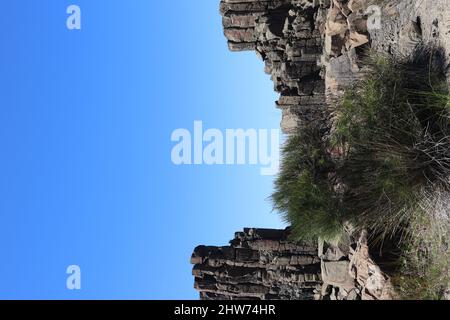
[393,185,450,300]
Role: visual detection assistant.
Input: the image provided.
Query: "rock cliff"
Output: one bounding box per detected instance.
[191,228,322,300]
[221,0,328,133]
[191,228,395,300]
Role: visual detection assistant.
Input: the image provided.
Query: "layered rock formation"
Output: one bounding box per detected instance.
[221,0,328,133]
[191,228,395,300]
[191,228,322,300]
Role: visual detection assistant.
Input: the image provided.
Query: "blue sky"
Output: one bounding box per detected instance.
[0,0,285,299]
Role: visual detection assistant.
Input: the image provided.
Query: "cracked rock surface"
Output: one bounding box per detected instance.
[191,228,395,300]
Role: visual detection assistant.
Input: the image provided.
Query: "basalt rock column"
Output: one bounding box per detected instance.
[221,0,328,133]
[191,228,322,300]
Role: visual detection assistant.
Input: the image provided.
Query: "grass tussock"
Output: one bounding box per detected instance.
[334,48,450,238]
[272,47,450,299]
[272,127,345,243]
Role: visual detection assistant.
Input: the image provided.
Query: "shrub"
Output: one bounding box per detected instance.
[333,48,450,238]
[272,47,450,298]
[333,47,450,299]
[272,126,345,243]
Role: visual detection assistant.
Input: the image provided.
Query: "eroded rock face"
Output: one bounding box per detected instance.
[221,0,329,133]
[220,0,377,131]
[321,0,370,100]
[191,228,395,300]
[370,0,450,60]
[319,231,396,300]
[220,0,450,140]
[191,228,322,300]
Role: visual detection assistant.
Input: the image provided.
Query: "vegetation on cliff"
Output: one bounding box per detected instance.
[272,127,345,243]
[272,47,450,299]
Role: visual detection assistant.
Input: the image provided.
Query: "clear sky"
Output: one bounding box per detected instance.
[0,0,285,299]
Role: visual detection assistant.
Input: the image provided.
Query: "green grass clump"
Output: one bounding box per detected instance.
[272,127,344,243]
[272,47,450,299]
[333,48,450,299]
[334,48,450,238]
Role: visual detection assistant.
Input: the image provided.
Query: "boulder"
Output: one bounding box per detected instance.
[321,260,355,290]
[326,6,348,36]
[349,30,369,47]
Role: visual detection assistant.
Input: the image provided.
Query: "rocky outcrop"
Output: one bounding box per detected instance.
[321,0,369,100]
[191,228,322,300]
[221,0,329,133]
[191,228,395,300]
[323,0,450,100]
[220,0,450,138]
[370,0,450,60]
[319,231,396,300]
